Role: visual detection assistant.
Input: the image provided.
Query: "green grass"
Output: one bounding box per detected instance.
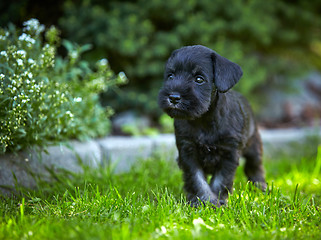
[1,146,321,240]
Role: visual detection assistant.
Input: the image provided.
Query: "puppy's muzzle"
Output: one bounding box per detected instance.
[169,93,181,105]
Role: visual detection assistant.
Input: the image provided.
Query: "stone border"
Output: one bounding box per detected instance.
[1,127,320,195]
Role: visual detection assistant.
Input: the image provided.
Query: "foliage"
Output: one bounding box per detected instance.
[59,0,321,114]
[116,113,173,136]
[0,145,321,239]
[159,114,174,133]
[0,19,127,153]
[121,124,159,136]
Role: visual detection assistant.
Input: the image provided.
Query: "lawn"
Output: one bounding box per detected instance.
[1,145,321,239]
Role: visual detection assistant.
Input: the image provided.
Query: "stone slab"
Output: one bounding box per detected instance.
[0,140,102,196]
[1,127,320,195]
[97,136,154,173]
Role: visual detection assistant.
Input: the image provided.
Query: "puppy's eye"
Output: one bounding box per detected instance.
[168,74,174,80]
[194,76,205,84]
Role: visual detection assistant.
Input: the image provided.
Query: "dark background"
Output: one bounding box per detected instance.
[1,0,321,128]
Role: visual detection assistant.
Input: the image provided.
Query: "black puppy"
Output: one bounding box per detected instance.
[158,45,266,207]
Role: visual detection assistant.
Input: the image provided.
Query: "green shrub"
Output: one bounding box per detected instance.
[60,0,321,114]
[0,19,127,153]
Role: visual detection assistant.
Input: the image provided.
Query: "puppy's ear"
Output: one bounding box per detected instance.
[211,52,243,93]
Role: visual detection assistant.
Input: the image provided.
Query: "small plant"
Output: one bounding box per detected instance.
[0,19,127,153]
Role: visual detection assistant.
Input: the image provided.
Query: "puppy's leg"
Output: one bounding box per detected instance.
[210,153,239,205]
[182,168,219,207]
[178,152,219,207]
[243,130,267,191]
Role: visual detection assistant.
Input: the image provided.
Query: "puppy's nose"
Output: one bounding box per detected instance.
[169,94,181,104]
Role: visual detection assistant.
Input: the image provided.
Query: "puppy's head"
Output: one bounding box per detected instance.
[158,45,243,119]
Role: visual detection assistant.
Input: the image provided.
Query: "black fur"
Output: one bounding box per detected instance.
[158,45,266,207]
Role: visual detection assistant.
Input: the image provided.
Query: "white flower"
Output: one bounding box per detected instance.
[66,111,74,118]
[17,59,23,66]
[160,226,167,234]
[18,33,36,45]
[70,51,78,59]
[28,58,35,65]
[24,18,39,27]
[73,97,82,102]
[0,51,7,57]
[193,217,214,230]
[18,33,27,41]
[29,38,36,45]
[0,73,4,79]
[17,50,27,57]
[118,71,128,84]
[98,58,108,66]
[23,18,45,35]
[0,32,8,40]
[28,73,33,79]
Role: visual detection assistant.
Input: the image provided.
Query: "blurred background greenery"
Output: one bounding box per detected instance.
[1,0,321,138]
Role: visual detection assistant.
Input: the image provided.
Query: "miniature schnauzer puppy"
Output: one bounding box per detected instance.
[158,45,266,207]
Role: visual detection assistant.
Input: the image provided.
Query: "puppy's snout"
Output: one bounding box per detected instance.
[169,93,181,105]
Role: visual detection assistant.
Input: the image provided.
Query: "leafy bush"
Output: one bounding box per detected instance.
[60,0,321,114]
[0,19,127,153]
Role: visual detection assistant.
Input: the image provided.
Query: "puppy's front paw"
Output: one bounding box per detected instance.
[188,195,221,208]
[248,178,267,192]
[219,199,227,206]
[256,181,267,192]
